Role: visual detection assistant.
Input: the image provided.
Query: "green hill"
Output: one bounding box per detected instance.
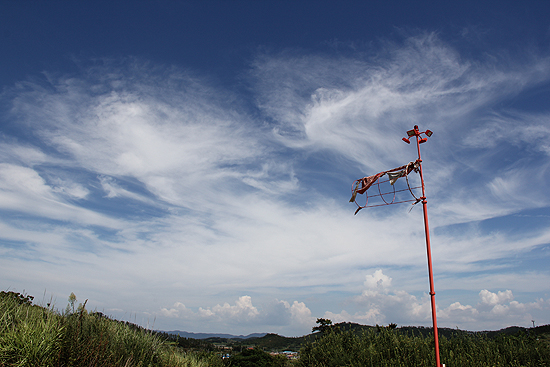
[4,290,548,366]
[0,291,223,367]
[204,321,550,353]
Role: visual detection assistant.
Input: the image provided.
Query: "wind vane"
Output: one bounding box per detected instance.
[349,159,421,213]
[350,125,442,367]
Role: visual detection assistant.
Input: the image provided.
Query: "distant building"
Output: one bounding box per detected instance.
[282,351,299,359]
[269,351,299,359]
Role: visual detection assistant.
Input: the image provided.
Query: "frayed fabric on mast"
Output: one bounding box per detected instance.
[350,160,420,214]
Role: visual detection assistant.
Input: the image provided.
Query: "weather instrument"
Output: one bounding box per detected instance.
[349,125,442,367]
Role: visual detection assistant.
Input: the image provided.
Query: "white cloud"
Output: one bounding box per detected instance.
[1,34,550,336]
[51,178,89,199]
[0,163,51,197]
[0,142,49,166]
[160,302,193,318]
[208,296,260,323]
[321,270,550,331]
[253,34,550,173]
[162,296,262,325]
[464,111,550,156]
[288,300,314,325]
[156,296,314,335]
[252,34,550,238]
[98,175,159,207]
[479,289,514,307]
[0,163,121,228]
[363,269,393,295]
[438,290,550,329]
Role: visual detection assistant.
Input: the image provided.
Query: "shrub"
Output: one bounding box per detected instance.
[297,326,550,367]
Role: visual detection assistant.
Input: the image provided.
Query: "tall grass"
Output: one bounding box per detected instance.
[0,291,223,367]
[4,290,549,367]
[297,326,550,367]
[0,292,63,366]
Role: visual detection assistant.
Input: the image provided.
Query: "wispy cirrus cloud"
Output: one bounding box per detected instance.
[252,34,550,171]
[1,33,550,335]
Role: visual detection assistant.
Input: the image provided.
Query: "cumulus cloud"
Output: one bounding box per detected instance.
[202,296,260,324]
[364,269,393,294]
[160,302,192,318]
[439,289,550,329]
[322,270,550,331]
[479,289,514,307]
[157,296,314,335]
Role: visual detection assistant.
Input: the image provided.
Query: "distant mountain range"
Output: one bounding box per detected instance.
[163,330,267,340]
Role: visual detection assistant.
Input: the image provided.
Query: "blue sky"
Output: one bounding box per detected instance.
[1,1,550,336]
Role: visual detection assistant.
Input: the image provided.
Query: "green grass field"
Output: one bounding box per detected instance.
[0,291,223,367]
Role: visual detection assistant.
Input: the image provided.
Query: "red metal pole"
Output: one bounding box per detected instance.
[414,128,441,367]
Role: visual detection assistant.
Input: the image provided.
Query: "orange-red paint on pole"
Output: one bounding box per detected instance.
[410,125,441,367]
[352,125,441,367]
